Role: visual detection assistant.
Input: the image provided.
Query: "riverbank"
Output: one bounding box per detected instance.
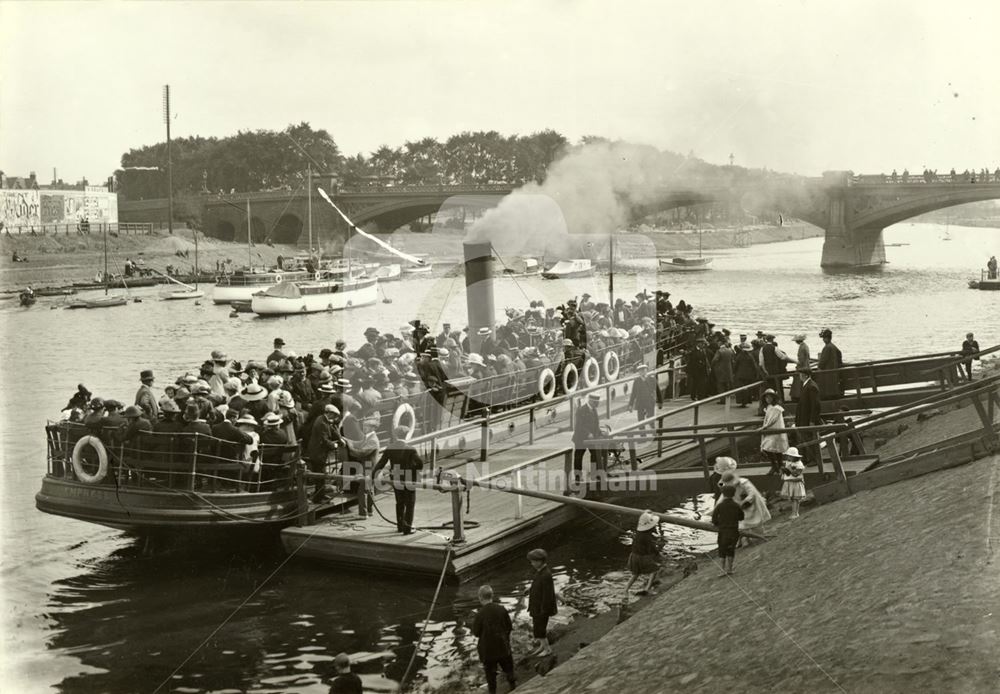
[421,357,999,694]
[505,392,999,693]
[0,221,822,292]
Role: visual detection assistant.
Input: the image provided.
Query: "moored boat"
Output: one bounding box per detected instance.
[541,258,594,279]
[659,256,714,272]
[66,295,129,309]
[251,269,378,315]
[374,263,402,281]
[212,267,313,304]
[161,288,205,301]
[36,424,301,531]
[501,257,541,276]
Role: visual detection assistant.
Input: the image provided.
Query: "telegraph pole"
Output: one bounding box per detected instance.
[163,85,174,235]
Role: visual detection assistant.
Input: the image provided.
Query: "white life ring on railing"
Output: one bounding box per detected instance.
[72,435,108,484]
[538,368,557,401]
[582,357,601,387]
[562,363,579,393]
[392,403,416,440]
[274,273,283,284]
[314,271,322,280]
[603,350,620,381]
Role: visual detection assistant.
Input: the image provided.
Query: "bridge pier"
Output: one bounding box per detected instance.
[821,225,887,269]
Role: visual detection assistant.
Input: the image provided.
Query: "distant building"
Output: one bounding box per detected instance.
[1,171,118,231]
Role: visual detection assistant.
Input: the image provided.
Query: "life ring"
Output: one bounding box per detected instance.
[314,271,322,280]
[582,357,601,388]
[392,403,416,440]
[274,273,283,284]
[562,363,579,393]
[603,350,621,381]
[72,435,108,484]
[538,368,557,401]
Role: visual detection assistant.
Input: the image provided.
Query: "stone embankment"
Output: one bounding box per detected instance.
[515,457,1000,692]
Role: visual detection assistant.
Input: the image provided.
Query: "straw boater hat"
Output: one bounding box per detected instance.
[637,510,659,532]
[242,383,266,401]
[211,350,227,362]
[793,334,806,342]
[466,353,486,368]
[277,391,295,409]
[324,404,341,416]
[236,413,258,427]
[477,327,492,336]
[587,391,601,402]
[261,412,282,427]
[784,447,803,459]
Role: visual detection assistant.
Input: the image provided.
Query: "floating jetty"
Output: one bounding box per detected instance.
[282,346,1000,581]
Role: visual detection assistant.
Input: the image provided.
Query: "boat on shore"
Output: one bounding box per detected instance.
[659,256,714,272]
[251,268,378,315]
[542,258,594,279]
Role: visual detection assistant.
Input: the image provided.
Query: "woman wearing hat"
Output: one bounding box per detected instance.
[817,328,844,399]
[718,470,770,542]
[526,548,557,657]
[780,447,807,519]
[625,510,663,595]
[759,388,789,477]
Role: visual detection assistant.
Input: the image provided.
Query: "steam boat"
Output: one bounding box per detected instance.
[213,267,312,304]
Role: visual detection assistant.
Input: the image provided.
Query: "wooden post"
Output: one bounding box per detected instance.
[628,442,638,471]
[698,434,710,488]
[295,462,309,527]
[605,384,612,419]
[430,436,438,475]
[564,449,573,494]
[826,434,846,481]
[528,407,535,445]
[190,434,198,491]
[514,468,524,519]
[450,483,466,544]
[480,419,489,463]
[656,415,664,457]
[355,475,368,518]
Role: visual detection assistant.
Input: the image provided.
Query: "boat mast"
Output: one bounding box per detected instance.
[103,224,108,295]
[164,85,174,236]
[608,232,615,309]
[307,165,313,259]
[194,228,198,288]
[246,198,252,270]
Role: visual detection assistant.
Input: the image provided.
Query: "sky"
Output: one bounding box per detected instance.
[1,0,998,183]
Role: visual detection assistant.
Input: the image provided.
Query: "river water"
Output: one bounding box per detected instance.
[1,221,998,692]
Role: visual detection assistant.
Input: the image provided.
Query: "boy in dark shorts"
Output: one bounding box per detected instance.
[711,485,744,575]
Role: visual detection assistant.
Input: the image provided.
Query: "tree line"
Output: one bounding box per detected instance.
[116,124,571,201]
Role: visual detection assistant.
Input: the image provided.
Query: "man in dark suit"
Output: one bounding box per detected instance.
[961,332,980,381]
[212,408,253,462]
[306,404,342,501]
[627,363,657,428]
[570,391,602,492]
[794,368,824,465]
[372,426,424,534]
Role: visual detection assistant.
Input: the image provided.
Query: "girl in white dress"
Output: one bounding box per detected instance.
[780,447,807,518]
[759,388,789,476]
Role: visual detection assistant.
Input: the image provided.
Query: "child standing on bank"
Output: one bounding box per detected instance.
[711,485,744,575]
[780,446,807,519]
[526,548,557,657]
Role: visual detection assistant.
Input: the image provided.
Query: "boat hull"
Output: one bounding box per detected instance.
[403,265,433,275]
[969,279,1000,291]
[659,258,713,272]
[66,296,128,309]
[251,278,378,315]
[161,289,205,301]
[541,269,594,279]
[35,476,299,531]
[212,271,311,304]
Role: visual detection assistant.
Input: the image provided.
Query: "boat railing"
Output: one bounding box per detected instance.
[46,423,301,494]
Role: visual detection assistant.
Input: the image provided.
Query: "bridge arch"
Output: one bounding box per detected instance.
[273,213,303,244]
[215,220,236,242]
[851,187,1000,230]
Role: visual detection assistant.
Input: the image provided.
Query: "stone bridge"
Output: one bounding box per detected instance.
[200,183,514,247]
[190,173,1000,267]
